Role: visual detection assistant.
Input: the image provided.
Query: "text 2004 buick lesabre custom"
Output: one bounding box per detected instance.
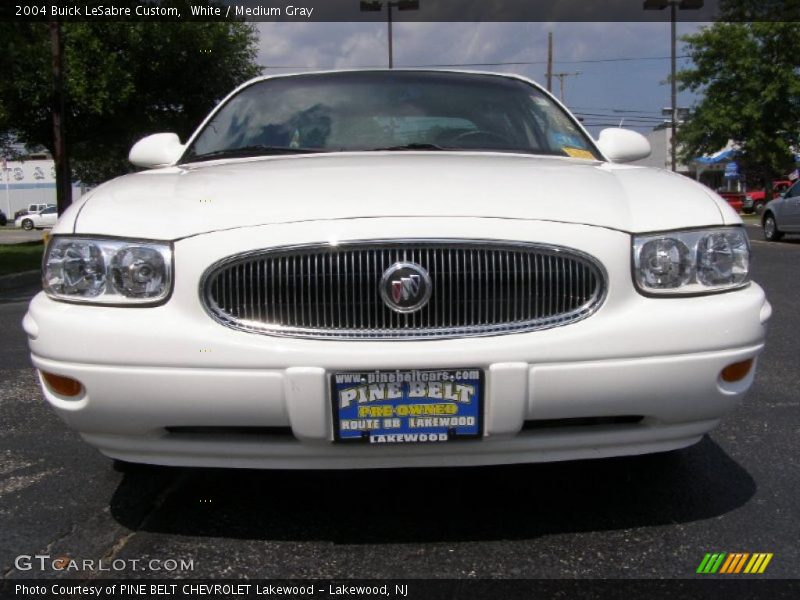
[25,70,771,469]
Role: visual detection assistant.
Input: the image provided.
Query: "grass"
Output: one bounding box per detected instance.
[0,242,44,277]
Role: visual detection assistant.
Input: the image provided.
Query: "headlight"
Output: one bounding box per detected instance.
[44,237,172,305]
[633,227,749,295]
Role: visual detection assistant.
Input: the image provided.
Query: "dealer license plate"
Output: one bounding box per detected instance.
[331,368,483,444]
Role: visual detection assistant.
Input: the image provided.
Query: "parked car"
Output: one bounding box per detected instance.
[717,190,746,213]
[742,180,792,215]
[25,70,769,471]
[0,209,7,226]
[15,205,58,230]
[762,179,800,241]
[14,203,56,221]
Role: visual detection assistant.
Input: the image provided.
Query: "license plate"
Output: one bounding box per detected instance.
[331,368,483,444]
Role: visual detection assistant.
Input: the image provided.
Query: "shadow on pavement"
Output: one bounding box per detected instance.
[109,436,755,544]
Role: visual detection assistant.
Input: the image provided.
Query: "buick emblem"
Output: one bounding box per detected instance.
[380,262,432,314]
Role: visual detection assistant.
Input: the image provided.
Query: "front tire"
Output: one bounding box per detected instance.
[21,219,34,231]
[763,213,784,241]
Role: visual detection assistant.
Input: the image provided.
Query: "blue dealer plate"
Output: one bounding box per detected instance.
[331,369,483,443]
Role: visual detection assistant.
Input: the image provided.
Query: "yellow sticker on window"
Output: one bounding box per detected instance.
[562,147,596,160]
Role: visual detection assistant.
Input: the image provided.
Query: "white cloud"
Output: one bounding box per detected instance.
[256,23,385,70]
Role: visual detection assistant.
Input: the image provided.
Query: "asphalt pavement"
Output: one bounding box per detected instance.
[0,225,798,580]
[0,226,48,245]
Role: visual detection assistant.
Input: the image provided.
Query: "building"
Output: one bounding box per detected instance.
[629,125,691,175]
[2,156,85,217]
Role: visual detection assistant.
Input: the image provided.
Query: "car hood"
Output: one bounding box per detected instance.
[66,153,735,239]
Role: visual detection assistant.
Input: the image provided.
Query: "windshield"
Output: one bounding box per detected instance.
[181,71,600,163]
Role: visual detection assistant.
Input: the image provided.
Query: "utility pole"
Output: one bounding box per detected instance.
[49,20,71,215]
[670,1,677,172]
[551,71,581,103]
[387,1,393,68]
[546,32,553,92]
[360,1,420,69]
[2,156,10,220]
[644,0,704,172]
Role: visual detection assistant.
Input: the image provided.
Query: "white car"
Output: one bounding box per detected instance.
[762,179,800,241]
[25,70,770,470]
[16,205,58,230]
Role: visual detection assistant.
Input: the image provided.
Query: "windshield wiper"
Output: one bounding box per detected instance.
[182,145,325,163]
[371,143,448,151]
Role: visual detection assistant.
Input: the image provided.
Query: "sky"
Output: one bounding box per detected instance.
[254,21,706,137]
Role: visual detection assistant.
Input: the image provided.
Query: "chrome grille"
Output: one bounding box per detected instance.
[201,240,606,340]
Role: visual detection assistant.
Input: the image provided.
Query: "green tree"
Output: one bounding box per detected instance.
[677,20,800,195]
[0,7,261,187]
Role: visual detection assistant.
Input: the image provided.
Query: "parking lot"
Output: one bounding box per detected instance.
[0,224,797,580]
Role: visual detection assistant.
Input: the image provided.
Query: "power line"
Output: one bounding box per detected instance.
[574,110,665,117]
[571,106,664,115]
[565,55,690,64]
[575,116,665,123]
[580,122,655,128]
[261,55,691,70]
[573,112,665,122]
[417,55,689,67]
[578,122,664,128]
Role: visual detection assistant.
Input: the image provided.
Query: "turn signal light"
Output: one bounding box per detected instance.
[41,371,83,397]
[720,359,754,383]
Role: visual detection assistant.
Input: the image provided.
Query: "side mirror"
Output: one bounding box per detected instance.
[129,133,185,168]
[595,128,651,163]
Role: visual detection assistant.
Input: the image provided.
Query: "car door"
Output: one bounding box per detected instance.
[39,206,58,228]
[779,181,800,231]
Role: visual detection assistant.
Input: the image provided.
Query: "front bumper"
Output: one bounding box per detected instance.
[25,218,772,468]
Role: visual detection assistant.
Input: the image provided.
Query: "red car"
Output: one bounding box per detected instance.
[717,190,746,213]
[743,180,792,215]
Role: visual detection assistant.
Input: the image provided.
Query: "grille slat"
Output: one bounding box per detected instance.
[203,240,605,340]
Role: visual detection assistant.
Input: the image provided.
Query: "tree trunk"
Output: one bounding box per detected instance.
[50,21,71,216]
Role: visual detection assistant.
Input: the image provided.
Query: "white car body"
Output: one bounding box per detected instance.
[25,70,771,469]
[16,206,58,230]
